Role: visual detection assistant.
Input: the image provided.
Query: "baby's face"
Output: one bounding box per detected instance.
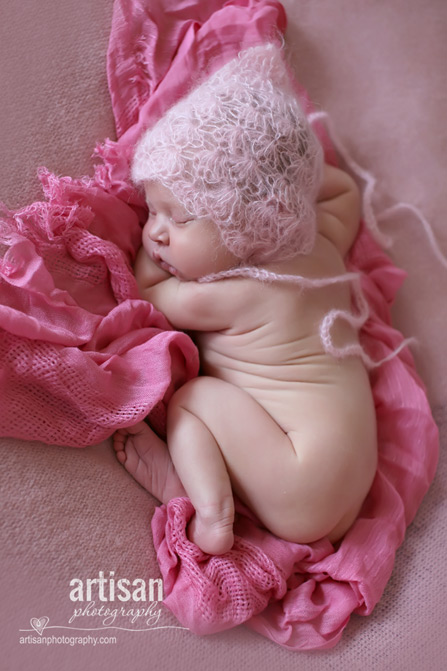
[142,181,239,280]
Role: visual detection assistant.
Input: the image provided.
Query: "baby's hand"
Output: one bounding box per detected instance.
[134,245,172,293]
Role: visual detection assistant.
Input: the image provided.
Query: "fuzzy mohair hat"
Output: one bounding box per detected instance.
[131,43,324,265]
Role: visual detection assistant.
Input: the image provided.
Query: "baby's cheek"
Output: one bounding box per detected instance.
[177,241,201,271]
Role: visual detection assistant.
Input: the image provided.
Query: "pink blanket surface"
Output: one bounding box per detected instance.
[0,0,439,652]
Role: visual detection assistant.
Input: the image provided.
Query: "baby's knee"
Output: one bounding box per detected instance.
[167,376,214,415]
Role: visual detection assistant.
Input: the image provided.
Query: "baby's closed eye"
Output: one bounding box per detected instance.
[172,215,193,225]
[145,204,192,225]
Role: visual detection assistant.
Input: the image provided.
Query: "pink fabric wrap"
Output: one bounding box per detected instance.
[0,0,286,446]
[0,162,199,446]
[0,0,439,652]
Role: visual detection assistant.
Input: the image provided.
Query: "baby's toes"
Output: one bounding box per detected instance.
[112,429,128,454]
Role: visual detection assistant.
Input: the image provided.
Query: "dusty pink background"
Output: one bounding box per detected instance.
[1,1,446,670]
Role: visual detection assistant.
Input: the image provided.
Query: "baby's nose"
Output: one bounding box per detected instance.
[148,215,169,244]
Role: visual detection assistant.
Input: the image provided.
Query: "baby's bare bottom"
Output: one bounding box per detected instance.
[114,376,361,554]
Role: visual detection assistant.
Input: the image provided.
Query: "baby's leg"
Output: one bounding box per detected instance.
[113,423,187,504]
[166,376,302,555]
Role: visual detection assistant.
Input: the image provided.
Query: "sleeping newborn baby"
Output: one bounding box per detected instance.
[113,44,378,555]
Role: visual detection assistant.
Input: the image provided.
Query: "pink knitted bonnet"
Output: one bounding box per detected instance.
[131,43,324,266]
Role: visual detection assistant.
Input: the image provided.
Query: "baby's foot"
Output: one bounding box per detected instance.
[187,498,235,555]
[113,422,186,503]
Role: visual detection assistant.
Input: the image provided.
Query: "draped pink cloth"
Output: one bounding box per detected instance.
[0,0,438,650]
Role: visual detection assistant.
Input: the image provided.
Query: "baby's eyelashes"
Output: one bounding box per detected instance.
[173,216,193,225]
[146,208,193,226]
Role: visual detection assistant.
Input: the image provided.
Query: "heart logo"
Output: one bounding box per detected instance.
[30,616,49,636]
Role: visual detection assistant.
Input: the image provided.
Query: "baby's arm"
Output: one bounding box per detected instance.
[135,248,250,332]
[316,163,361,257]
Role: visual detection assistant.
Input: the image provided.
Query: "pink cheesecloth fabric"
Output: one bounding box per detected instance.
[0,0,439,652]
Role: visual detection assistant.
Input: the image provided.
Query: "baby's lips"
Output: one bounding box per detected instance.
[162,260,180,277]
[153,250,179,277]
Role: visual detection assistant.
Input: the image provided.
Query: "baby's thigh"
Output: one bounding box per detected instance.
[167,376,366,543]
[167,375,297,499]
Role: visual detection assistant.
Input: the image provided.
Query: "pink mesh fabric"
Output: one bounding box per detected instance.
[0,168,199,446]
[152,498,288,632]
[151,225,439,649]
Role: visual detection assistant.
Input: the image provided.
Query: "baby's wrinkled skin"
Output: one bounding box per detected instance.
[113,163,378,554]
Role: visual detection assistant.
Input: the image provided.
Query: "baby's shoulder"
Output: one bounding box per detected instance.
[262,234,346,281]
